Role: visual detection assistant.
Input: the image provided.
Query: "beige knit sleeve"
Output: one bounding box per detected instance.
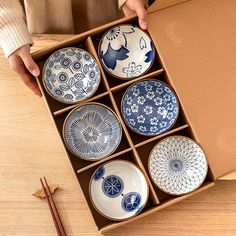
[0,0,33,57]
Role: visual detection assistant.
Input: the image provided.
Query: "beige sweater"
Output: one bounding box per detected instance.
[0,0,127,58]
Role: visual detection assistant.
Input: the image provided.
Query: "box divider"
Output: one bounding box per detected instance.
[135,124,189,148]
[99,181,215,233]
[53,92,109,117]
[110,69,164,92]
[108,91,160,205]
[84,36,111,92]
[76,148,133,174]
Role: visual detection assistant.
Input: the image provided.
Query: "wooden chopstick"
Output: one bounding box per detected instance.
[40,178,67,236]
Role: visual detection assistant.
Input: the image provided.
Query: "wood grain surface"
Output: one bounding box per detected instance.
[0,34,235,236]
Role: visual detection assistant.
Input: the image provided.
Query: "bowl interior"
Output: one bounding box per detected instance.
[98,24,155,80]
[121,79,179,136]
[43,47,101,104]
[149,135,208,195]
[63,103,122,161]
[90,160,149,220]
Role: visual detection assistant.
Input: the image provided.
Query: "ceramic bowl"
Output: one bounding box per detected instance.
[121,79,179,136]
[98,24,155,80]
[42,47,100,104]
[148,135,208,195]
[90,160,149,221]
[63,103,122,161]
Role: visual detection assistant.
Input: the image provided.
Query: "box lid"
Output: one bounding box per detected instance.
[147,0,236,178]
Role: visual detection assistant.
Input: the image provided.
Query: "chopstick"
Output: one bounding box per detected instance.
[40,177,67,236]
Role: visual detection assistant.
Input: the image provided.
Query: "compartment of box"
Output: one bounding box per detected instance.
[90,18,162,89]
[52,94,131,170]
[111,72,188,145]
[135,126,215,202]
[35,38,109,113]
[76,150,156,230]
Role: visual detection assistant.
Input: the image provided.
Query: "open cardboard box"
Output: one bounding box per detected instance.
[31,0,236,233]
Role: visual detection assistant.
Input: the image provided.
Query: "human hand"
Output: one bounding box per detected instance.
[121,0,149,30]
[8,44,41,97]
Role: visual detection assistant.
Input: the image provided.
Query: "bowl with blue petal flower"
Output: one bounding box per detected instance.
[63,102,122,161]
[42,47,101,104]
[89,160,149,221]
[121,79,179,136]
[98,24,155,80]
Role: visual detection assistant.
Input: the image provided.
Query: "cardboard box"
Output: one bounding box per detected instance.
[32,0,236,232]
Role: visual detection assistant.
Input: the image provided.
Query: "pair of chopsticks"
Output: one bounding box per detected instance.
[40,177,67,236]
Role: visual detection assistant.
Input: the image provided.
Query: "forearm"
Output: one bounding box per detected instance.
[0,0,33,57]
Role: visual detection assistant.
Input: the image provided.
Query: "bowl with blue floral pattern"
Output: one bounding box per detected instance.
[121,79,179,136]
[63,103,122,161]
[98,24,155,80]
[42,47,100,104]
[90,160,149,221]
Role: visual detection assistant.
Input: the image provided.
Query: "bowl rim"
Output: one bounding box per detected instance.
[89,159,150,221]
[62,102,122,161]
[147,135,209,196]
[120,78,180,137]
[97,24,156,80]
[42,47,101,104]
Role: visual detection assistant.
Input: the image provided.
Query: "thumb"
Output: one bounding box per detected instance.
[20,49,40,77]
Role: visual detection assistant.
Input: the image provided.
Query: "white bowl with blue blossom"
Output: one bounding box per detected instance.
[43,47,100,104]
[121,79,179,136]
[98,24,155,80]
[90,160,149,221]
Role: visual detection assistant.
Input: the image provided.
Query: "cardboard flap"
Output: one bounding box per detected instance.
[147,0,190,13]
[147,0,236,178]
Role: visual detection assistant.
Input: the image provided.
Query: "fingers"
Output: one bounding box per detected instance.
[122,0,148,30]
[9,55,42,97]
[135,3,148,30]
[20,47,40,77]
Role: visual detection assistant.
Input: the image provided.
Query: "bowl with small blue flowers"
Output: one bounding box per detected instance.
[98,24,155,80]
[42,47,101,104]
[89,160,149,221]
[121,79,179,136]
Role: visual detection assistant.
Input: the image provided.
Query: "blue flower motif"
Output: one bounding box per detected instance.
[139,126,147,132]
[146,91,155,100]
[72,60,82,71]
[125,108,131,116]
[150,126,158,132]
[106,26,121,41]
[144,106,153,115]
[167,103,174,110]
[133,88,140,97]
[154,97,163,105]
[102,175,124,198]
[131,104,138,113]
[64,94,74,100]
[93,166,105,181]
[121,192,142,212]
[137,96,146,105]
[137,115,145,123]
[150,117,159,125]
[160,121,167,128]
[100,43,129,70]
[60,57,72,69]
[129,119,136,126]
[126,96,133,105]
[163,94,171,101]
[58,72,69,83]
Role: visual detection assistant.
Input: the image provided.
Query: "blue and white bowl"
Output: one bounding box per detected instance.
[98,24,155,80]
[148,136,208,195]
[43,47,100,104]
[121,79,179,136]
[63,103,122,161]
[90,160,149,221]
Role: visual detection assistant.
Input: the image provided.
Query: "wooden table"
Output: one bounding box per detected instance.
[0,35,235,236]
